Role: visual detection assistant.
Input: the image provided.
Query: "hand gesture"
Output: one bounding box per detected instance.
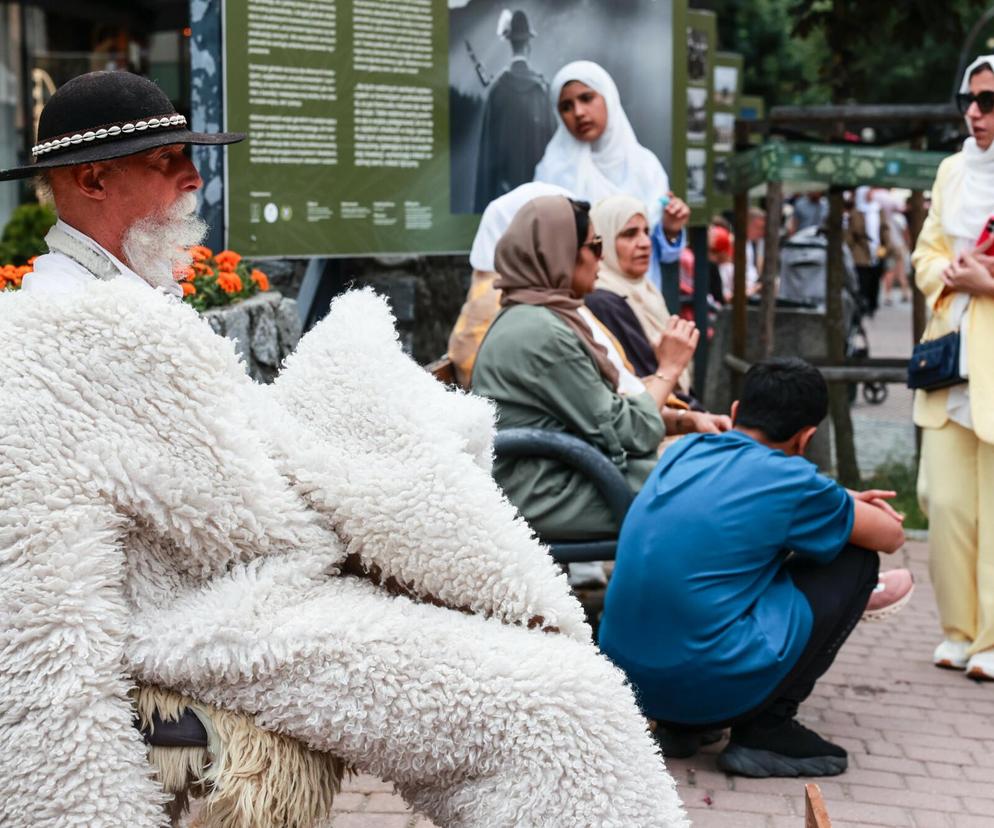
[655,316,699,377]
[940,253,994,297]
[850,489,904,523]
[662,193,691,239]
[685,411,733,434]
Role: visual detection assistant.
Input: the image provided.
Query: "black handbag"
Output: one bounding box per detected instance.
[907,331,966,391]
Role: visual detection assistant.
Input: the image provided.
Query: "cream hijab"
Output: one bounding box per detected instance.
[533,61,669,228]
[945,55,994,243]
[591,195,672,344]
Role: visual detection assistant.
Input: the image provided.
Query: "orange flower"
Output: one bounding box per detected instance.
[27,255,37,265]
[190,245,213,262]
[177,266,196,282]
[0,275,6,291]
[217,271,243,294]
[215,250,242,271]
[181,280,196,297]
[250,269,270,291]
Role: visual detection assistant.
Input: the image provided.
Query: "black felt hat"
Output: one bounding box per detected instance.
[0,71,245,181]
[507,10,536,43]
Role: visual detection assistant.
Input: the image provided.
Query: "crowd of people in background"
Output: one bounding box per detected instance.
[439,53,939,781]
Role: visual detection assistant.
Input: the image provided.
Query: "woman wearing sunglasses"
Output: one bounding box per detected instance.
[472,196,698,544]
[913,55,994,678]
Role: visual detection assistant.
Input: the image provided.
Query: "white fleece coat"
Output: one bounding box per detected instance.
[0,281,688,827]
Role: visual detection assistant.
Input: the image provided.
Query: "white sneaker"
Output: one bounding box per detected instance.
[967,650,994,681]
[933,639,970,670]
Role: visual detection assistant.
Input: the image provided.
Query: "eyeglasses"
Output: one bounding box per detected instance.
[956,90,994,115]
[582,235,603,258]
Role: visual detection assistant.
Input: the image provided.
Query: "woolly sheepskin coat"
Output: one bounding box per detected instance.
[0,281,688,827]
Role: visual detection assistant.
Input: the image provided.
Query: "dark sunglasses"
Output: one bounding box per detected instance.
[956,90,994,115]
[582,235,603,258]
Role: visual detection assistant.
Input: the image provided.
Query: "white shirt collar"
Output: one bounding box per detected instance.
[55,219,151,289]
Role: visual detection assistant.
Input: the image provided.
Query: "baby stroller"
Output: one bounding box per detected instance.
[778,226,888,406]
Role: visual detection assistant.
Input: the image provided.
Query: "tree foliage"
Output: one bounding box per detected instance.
[692,0,992,106]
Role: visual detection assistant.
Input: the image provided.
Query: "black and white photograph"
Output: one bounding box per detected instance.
[713,64,738,107]
[713,111,735,152]
[687,86,708,143]
[448,0,675,214]
[687,25,709,85]
[686,147,706,205]
[713,155,730,193]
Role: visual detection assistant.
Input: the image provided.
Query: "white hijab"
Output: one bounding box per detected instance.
[945,55,994,242]
[469,182,573,272]
[533,61,669,227]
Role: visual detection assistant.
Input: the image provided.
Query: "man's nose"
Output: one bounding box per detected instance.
[179,154,204,192]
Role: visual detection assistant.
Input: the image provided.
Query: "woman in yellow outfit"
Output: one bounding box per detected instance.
[914,55,994,678]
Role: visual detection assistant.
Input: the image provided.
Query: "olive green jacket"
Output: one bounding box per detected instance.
[472,304,665,539]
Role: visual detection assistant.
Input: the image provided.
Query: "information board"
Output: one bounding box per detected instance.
[684,9,715,226]
[709,51,742,215]
[223,0,676,257]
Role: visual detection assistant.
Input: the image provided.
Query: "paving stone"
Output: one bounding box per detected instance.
[322,539,994,827]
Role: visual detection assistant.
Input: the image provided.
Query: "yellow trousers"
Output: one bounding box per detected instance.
[919,421,994,654]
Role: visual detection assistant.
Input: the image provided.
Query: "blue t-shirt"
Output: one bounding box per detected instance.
[598,430,854,725]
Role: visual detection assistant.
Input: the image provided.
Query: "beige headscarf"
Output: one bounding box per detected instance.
[591,194,673,345]
[494,195,620,390]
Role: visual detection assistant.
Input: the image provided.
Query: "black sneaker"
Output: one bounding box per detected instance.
[654,727,725,759]
[654,727,701,758]
[717,718,847,778]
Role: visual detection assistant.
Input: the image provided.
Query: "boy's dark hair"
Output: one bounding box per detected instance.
[736,357,828,442]
[568,198,592,253]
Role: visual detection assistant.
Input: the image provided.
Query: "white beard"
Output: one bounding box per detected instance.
[122,193,207,293]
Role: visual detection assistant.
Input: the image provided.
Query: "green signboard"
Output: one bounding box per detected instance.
[710,51,742,215]
[684,9,715,226]
[728,141,948,192]
[223,0,678,258]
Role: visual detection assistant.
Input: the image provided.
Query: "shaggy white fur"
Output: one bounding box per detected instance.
[0,281,688,827]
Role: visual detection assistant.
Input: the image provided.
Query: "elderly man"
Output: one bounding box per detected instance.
[0,72,687,828]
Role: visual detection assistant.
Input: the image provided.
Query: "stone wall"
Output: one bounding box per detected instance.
[203,291,302,383]
[256,255,470,365]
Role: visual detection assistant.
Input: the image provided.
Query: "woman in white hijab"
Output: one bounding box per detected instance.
[447,182,572,386]
[534,61,690,288]
[913,54,994,679]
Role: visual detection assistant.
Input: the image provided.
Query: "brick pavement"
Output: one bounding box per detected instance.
[323,540,994,827]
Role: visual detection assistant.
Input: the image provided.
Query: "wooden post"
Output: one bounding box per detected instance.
[733,189,749,360]
[804,783,832,827]
[826,187,860,487]
[759,181,783,356]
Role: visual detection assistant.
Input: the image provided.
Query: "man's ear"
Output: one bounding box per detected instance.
[730,400,739,424]
[795,425,818,457]
[69,162,110,201]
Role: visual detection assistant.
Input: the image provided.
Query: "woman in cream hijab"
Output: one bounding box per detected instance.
[534,61,690,288]
[587,194,732,435]
[913,54,994,678]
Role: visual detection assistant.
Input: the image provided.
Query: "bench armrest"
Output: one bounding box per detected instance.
[492,427,635,527]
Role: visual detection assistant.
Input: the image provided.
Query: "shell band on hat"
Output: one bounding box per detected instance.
[31,113,188,158]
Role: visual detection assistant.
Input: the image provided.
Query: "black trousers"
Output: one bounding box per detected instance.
[856,264,884,317]
[661,545,879,732]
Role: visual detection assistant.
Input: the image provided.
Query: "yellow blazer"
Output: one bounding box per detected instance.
[912,152,994,443]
